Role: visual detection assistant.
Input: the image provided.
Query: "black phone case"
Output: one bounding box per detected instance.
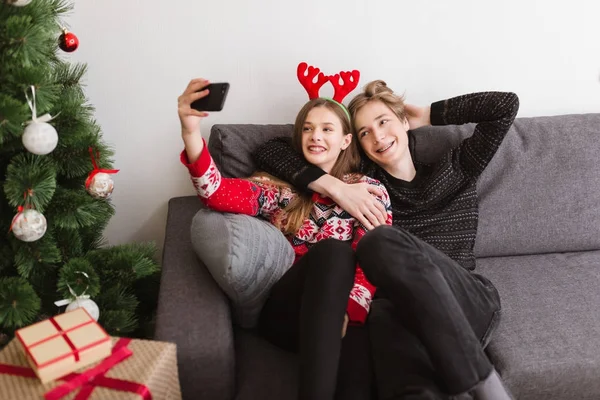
[190,83,229,112]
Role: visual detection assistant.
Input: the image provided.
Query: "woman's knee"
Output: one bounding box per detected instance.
[304,239,355,285]
[308,238,354,261]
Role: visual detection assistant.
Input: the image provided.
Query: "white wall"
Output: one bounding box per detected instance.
[67,0,600,254]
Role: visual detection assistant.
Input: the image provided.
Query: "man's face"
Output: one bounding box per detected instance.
[354,100,410,171]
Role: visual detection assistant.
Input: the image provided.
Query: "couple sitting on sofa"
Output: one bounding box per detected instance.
[177,62,519,400]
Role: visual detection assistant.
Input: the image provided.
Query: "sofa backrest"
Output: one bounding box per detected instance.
[208,124,294,179]
[208,113,600,258]
[474,113,600,257]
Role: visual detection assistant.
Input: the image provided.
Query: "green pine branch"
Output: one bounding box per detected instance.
[52,60,87,89]
[97,285,141,335]
[45,187,114,230]
[0,93,29,144]
[97,285,139,314]
[100,310,138,335]
[132,270,161,337]
[86,242,159,287]
[12,230,61,278]
[0,276,41,330]
[57,257,100,299]
[4,152,57,211]
[0,237,13,274]
[78,200,114,249]
[0,14,55,70]
[54,226,83,260]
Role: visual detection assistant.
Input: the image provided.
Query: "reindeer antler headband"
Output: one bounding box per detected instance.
[297,62,360,120]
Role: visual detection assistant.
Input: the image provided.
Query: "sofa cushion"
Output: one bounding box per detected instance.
[190,208,295,328]
[477,250,600,400]
[474,113,600,257]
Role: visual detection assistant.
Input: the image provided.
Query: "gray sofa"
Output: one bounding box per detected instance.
[155,114,600,400]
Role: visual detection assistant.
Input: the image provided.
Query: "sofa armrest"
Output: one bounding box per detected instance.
[155,196,234,400]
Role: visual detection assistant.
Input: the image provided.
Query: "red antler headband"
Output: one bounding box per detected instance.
[297,62,360,119]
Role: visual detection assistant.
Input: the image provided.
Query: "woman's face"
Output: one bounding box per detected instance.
[354,100,410,170]
[301,106,352,173]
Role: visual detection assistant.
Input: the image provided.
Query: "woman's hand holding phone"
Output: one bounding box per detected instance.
[178,78,210,163]
[178,78,211,135]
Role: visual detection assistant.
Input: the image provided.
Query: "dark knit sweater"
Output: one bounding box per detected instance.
[252,92,520,270]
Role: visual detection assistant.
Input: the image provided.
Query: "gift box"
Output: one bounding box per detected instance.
[0,336,182,399]
[15,308,112,383]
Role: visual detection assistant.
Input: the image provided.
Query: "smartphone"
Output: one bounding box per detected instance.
[191,82,230,112]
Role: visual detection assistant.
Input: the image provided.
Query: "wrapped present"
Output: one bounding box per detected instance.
[15,308,112,383]
[0,336,182,399]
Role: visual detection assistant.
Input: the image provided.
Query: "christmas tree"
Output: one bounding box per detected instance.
[0,0,160,346]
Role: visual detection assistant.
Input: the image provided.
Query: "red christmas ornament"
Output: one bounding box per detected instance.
[59,28,79,53]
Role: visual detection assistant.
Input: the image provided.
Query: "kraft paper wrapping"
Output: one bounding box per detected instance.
[0,337,182,400]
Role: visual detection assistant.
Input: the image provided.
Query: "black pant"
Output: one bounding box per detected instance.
[356,226,501,399]
[337,325,376,400]
[259,239,374,400]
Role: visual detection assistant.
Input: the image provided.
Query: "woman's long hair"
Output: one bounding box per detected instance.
[249,98,361,236]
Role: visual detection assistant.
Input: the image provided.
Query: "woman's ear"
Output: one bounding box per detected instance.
[341,133,352,150]
[402,117,410,131]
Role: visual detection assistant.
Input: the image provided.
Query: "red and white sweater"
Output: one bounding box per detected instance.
[181,141,393,324]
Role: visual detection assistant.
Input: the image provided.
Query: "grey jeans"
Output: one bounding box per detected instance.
[356,226,502,399]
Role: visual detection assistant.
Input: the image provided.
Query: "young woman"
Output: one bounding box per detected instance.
[177,76,392,400]
[253,80,520,399]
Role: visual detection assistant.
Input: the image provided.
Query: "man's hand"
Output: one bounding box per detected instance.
[342,313,349,338]
[309,175,388,230]
[405,104,431,131]
[330,181,387,230]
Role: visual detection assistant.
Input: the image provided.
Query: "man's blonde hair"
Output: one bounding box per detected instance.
[348,80,408,130]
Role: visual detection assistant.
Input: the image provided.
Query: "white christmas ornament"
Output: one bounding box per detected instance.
[86,172,115,199]
[54,271,100,321]
[11,209,47,242]
[22,121,58,155]
[6,0,32,6]
[66,297,100,321]
[22,85,59,155]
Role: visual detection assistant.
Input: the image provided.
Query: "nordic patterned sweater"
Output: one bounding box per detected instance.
[253,92,520,270]
[181,140,393,324]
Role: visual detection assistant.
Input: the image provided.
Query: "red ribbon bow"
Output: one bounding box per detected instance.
[8,189,36,233]
[0,338,151,400]
[86,147,119,189]
[8,205,26,233]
